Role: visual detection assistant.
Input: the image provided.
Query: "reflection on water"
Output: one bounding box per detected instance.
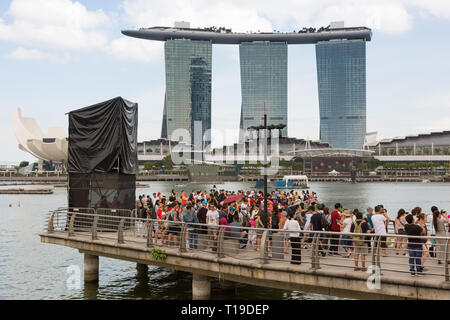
[1,181,449,299]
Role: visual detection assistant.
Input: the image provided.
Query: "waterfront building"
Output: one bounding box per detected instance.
[239,42,288,141]
[316,39,367,150]
[162,38,212,148]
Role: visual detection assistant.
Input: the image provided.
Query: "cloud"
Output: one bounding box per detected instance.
[7,46,71,62]
[107,36,163,63]
[0,0,110,51]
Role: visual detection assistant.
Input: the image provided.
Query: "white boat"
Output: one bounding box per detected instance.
[274,175,309,189]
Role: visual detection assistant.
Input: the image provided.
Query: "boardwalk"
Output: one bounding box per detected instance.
[40,210,450,300]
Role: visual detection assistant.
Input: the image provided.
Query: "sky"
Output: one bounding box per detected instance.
[1,0,450,163]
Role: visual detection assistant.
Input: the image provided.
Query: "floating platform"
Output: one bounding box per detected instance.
[136,183,150,188]
[0,189,54,194]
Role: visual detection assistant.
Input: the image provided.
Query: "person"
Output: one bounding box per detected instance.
[206,204,219,249]
[366,207,374,230]
[255,207,270,252]
[417,213,430,271]
[229,215,242,242]
[433,209,449,264]
[283,212,302,264]
[309,206,326,256]
[394,209,407,255]
[183,204,198,250]
[350,211,371,271]
[371,205,389,256]
[340,209,353,257]
[167,203,180,247]
[301,206,314,246]
[240,212,251,248]
[405,214,425,276]
[319,206,331,253]
[329,203,342,255]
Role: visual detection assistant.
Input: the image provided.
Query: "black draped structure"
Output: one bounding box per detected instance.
[67,97,138,211]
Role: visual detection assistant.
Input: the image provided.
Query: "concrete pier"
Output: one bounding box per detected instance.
[192,274,211,300]
[136,263,148,278]
[219,279,236,293]
[84,254,99,282]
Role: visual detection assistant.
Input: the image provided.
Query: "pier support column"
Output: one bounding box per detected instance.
[136,263,148,278]
[219,279,236,293]
[84,254,99,282]
[192,273,211,300]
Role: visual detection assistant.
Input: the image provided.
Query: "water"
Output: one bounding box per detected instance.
[1,181,449,300]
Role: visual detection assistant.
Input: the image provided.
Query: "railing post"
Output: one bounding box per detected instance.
[179,224,187,253]
[47,211,55,233]
[147,221,154,248]
[260,230,269,264]
[445,239,449,282]
[371,235,378,267]
[91,215,99,240]
[311,233,321,270]
[376,236,382,268]
[117,218,125,244]
[68,213,76,237]
[217,226,225,258]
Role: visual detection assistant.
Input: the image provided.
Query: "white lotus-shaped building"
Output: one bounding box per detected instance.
[12,108,68,163]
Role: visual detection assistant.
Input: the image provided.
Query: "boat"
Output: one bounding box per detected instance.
[255,175,309,189]
[136,183,150,188]
[174,183,185,187]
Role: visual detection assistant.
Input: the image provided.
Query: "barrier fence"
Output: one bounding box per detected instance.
[43,209,450,281]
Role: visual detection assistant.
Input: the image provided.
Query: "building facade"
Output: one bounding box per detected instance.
[239,41,288,141]
[163,39,212,147]
[316,39,366,149]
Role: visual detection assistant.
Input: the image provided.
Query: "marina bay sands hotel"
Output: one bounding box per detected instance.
[122,21,372,150]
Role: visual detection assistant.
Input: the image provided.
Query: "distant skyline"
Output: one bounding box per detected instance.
[1,0,450,162]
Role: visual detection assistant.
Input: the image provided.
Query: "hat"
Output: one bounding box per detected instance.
[229,206,235,211]
[367,207,373,212]
[202,200,208,204]
[342,210,351,217]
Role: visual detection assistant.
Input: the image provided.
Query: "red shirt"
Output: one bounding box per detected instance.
[331,210,341,231]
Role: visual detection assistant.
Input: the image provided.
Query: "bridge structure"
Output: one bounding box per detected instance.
[39,209,450,300]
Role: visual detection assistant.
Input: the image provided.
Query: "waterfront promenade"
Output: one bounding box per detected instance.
[39,209,450,300]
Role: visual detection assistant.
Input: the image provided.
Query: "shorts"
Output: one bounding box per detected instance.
[397,229,406,235]
[256,228,265,236]
[379,236,387,248]
[208,225,217,236]
[353,244,368,255]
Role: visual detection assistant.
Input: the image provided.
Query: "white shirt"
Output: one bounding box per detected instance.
[342,217,353,233]
[372,214,387,235]
[206,210,219,225]
[304,213,313,230]
[427,214,435,235]
[283,219,301,237]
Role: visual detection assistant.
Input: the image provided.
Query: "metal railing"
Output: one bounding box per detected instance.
[44,210,450,282]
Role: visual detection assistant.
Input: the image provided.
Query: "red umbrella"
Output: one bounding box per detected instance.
[223,194,244,205]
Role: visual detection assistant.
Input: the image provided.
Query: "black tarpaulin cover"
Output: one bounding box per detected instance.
[68,97,138,174]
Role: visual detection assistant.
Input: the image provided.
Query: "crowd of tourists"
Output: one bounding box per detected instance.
[136,188,449,276]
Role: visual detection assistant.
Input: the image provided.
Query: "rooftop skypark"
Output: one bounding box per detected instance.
[122,24,372,44]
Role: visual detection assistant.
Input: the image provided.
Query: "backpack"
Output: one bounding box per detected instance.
[149,208,157,220]
[352,221,365,247]
[320,213,331,231]
[184,211,194,223]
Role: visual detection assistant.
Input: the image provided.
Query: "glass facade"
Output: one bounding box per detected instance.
[239,42,288,141]
[316,39,366,149]
[164,39,212,146]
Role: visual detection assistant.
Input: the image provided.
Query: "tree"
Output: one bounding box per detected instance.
[162,155,173,169]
